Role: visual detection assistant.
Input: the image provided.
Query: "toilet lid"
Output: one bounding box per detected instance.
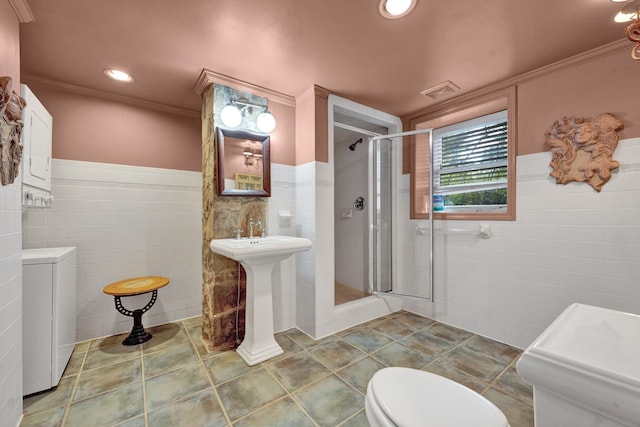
[369,367,509,427]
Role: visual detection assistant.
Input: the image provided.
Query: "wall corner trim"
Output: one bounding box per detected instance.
[194,69,296,107]
[9,0,35,23]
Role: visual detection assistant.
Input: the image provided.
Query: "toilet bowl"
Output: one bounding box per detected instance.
[365,367,509,427]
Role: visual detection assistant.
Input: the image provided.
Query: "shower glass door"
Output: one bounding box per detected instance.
[372,137,392,293]
[332,105,433,304]
[370,130,434,301]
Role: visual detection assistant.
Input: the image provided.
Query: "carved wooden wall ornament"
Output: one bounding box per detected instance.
[0,76,26,186]
[545,113,624,192]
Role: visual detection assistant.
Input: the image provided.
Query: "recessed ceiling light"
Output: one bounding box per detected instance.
[379,0,416,19]
[103,68,134,83]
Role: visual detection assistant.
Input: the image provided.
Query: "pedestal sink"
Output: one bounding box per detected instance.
[209,235,312,366]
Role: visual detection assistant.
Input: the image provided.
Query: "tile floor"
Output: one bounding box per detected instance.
[21,311,534,427]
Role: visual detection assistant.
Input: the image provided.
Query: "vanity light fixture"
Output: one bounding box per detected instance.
[252,150,263,169]
[612,0,640,59]
[379,0,416,19]
[221,104,243,128]
[219,100,277,133]
[103,68,134,83]
[256,111,276,133]
[242,147,262,169]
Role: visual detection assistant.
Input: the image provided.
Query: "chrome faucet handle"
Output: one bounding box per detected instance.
[233,229,242,240]
[256,220,264,238]
[248,218,255,239]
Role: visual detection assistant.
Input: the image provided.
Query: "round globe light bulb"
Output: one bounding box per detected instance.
[256,111,276,133]
[220,105,242,128]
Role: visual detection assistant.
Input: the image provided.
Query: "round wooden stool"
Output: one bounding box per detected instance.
[103,276,169,346]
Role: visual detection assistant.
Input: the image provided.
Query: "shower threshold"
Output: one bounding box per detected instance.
[335,281,372,305]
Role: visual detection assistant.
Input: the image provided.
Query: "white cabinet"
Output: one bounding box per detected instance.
[22,247,76,395]
[20,85,53,207]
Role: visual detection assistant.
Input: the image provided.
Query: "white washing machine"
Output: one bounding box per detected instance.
[22,247,77,395]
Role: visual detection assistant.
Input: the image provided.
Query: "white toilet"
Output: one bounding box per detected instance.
[517,303,640,427]
[365,367,510,427]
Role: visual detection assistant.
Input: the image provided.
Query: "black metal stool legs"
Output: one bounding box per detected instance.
[113,290,158,346]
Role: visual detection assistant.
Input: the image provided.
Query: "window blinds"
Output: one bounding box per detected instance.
[433,111,508,195]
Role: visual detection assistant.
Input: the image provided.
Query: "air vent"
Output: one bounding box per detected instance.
[420,81,460,100]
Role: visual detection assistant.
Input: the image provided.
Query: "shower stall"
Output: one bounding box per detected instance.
[331,96,433,307]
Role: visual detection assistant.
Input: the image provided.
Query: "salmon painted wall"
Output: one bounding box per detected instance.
[24,82,202,171]
[268,101,296,166]
[295,85,329,165]
[517,45,640,155]
[401,43,640,172]
[0,1,20,84]
[295,86,316,165]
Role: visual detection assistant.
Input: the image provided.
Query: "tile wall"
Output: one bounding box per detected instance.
[0,177,23,427]
[21,159,299,345]
[294,162,317,335]
[22,159,202,342]
[295,160,403,340]
[268,163,298,332]
[406,137,640,349]
[19,138,639,357]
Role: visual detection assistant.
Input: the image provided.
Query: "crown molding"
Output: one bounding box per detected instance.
[23,76,200,118]
[8,0,35,23]
[405,39,629,121]
[295,84,331,104]
[194,69,296,107]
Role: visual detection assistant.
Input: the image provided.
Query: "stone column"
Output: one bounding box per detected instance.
[201,84,267,351]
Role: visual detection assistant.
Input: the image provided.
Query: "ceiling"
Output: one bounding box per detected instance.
[19,0,626,117]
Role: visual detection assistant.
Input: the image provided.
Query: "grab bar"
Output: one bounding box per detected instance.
[415,224,493,239]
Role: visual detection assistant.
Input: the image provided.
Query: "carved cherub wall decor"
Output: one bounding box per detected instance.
[545,113,624,192]
[0,76,26,186]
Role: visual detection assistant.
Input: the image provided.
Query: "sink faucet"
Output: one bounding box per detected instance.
[248,218,264,238]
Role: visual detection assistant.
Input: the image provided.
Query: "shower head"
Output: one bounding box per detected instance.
[348,138,363,151]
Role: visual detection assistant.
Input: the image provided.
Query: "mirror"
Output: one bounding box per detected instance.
[216,127,271,196]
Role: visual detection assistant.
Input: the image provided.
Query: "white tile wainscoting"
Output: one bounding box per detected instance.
[22,160,203,342]
[0,177,24,426]
[20,137,640,352]
[21,160,301,344]
[406,137,640,349]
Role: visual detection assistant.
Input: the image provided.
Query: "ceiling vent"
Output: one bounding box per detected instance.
[420,81,460,100]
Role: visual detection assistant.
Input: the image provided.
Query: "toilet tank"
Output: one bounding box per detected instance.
[517,303,640,427]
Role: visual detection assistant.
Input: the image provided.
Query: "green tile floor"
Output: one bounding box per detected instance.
[21,311,534,427]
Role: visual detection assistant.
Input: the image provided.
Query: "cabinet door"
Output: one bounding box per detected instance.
[21,85,53,191]
[23,263,54,395]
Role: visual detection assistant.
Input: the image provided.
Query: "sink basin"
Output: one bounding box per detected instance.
[209,235,312,264]
[209,234,312,366]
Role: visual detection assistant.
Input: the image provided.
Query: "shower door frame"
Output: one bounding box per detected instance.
[332,124,435,302]
[333,121,385,297]
[370,128,435,302]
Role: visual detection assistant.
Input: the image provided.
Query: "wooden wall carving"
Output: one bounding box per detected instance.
[0,77,26,186]
[545,113,624,192]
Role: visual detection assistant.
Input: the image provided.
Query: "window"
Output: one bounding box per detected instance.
[432,110,508,212]
[408,87,516,221]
